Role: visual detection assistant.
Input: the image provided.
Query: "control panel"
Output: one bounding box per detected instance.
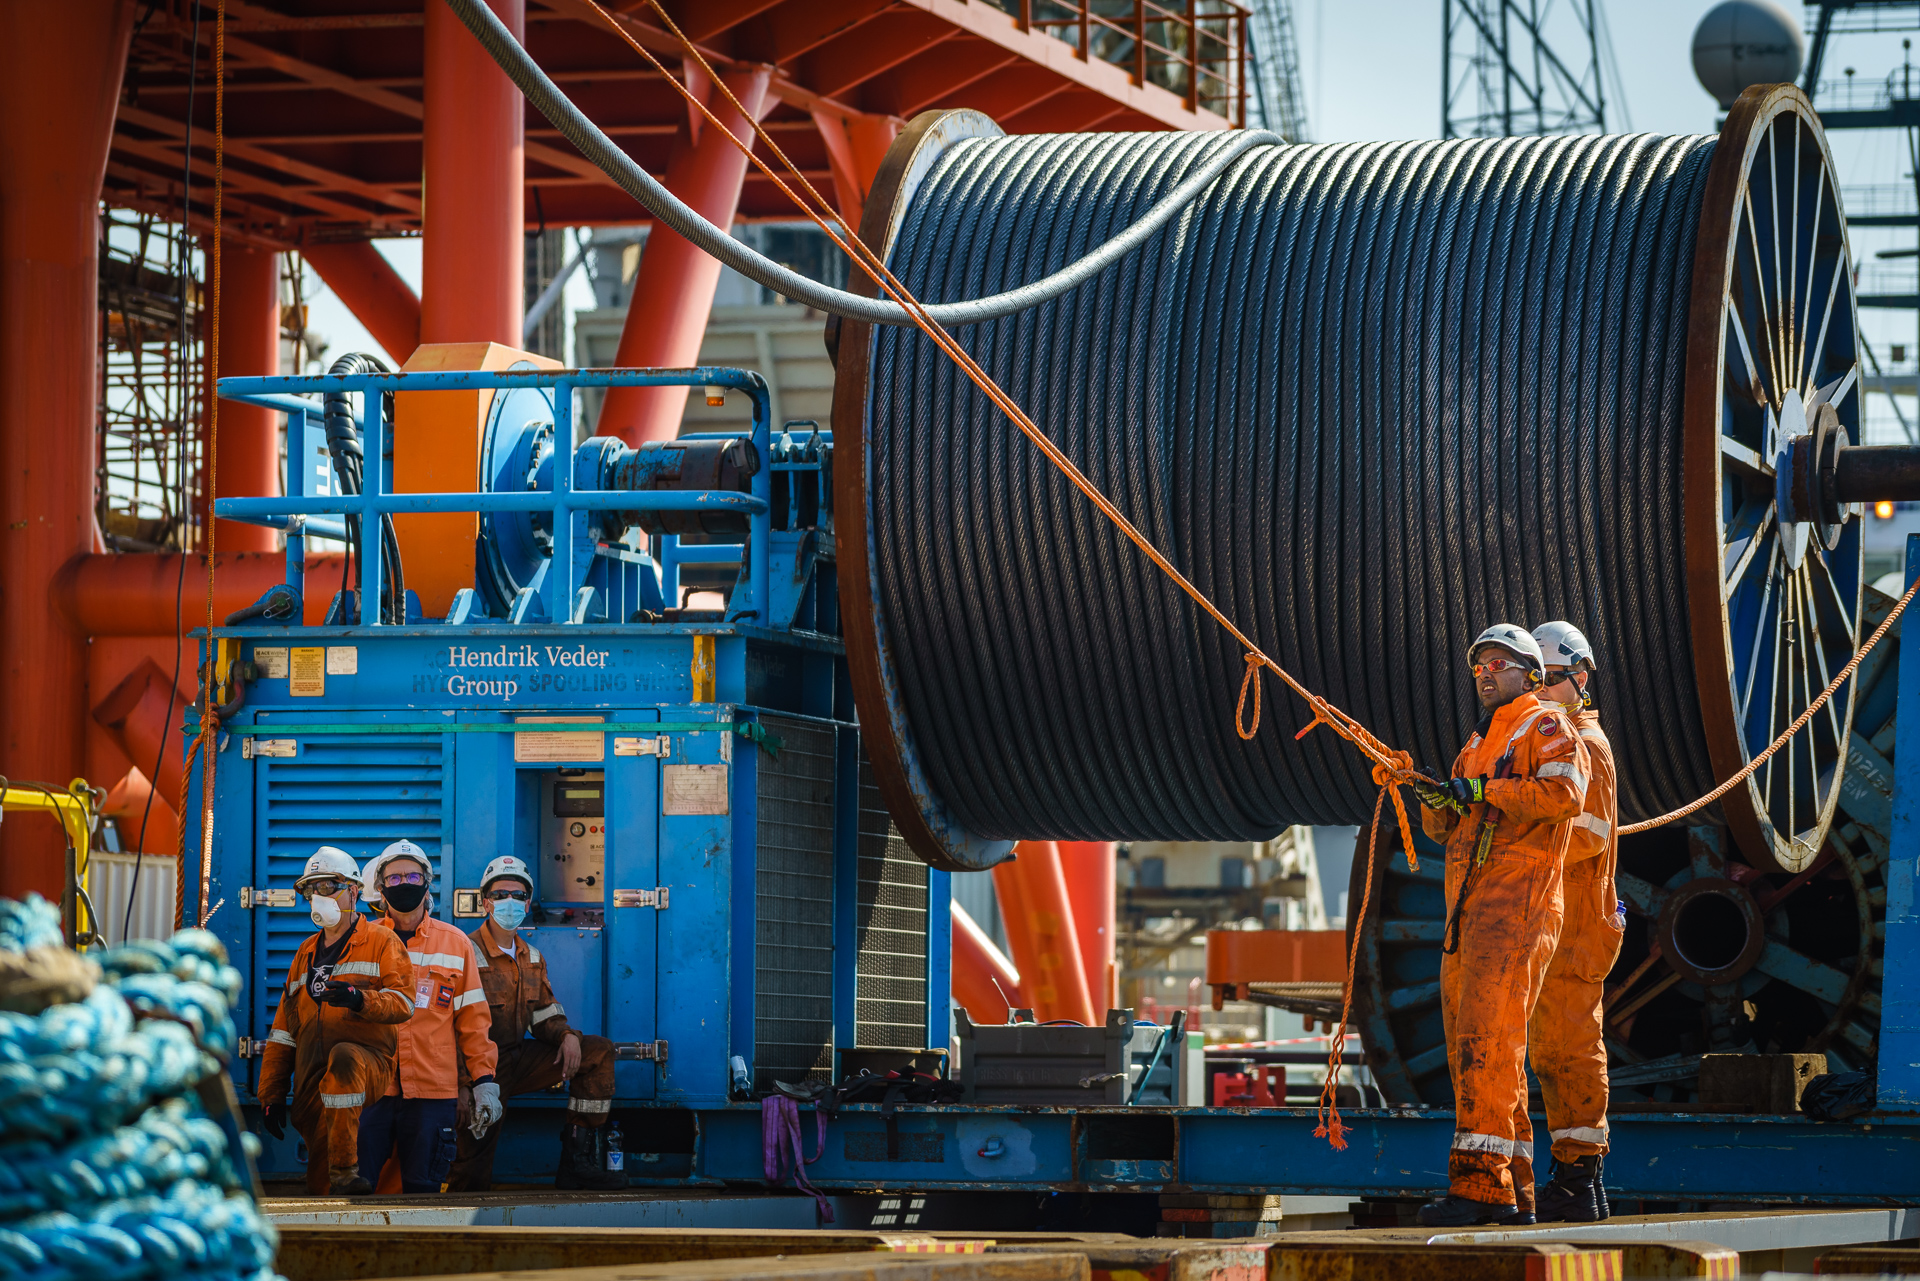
[540,768,607,901]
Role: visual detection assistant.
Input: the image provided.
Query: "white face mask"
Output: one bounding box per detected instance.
[309,893,343,929]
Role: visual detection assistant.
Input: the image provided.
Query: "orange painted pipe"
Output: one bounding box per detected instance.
[55,552,347,635]
[1058,840,1118,1014]
[422,0,524,347]
[0,0,138,898]
[212,244,282,552]
[92,659,194,827]
[991,840,1095,1026]
[990,854,1035,1011]
[302,241,421,362]
[951,900,1023,1025]
[600,69,771,445]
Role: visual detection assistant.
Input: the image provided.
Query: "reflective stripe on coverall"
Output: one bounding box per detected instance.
[1420,692,1589,1206]
[257,919,415,1192]
[1528,709,1622,1163]
[380,912,499,1098]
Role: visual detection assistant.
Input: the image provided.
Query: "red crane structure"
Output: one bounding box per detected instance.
[0,0,1246,942]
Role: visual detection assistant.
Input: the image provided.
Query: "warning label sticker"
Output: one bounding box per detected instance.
[662,764,729,816]
[289,648,325,697]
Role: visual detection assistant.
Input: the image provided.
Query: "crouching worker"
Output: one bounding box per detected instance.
[447,856,622,1191]
[257,847,415,1194]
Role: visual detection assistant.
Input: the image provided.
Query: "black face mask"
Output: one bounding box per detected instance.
[383,882,429,913]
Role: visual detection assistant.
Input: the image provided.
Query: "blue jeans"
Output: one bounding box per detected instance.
[358,1095,459,1193]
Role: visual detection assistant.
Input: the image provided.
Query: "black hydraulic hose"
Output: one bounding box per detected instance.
[322,352,405,623]
[865,131,1720,836]
[439,0,1281,327]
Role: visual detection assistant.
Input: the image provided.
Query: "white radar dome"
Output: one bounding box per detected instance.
[1692,0,1805,109]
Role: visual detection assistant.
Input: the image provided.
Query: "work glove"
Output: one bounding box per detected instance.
[1448,775,1489,806]
[318,980,366,1012]
[260,1099,287,1140]
[1410,766,1464,814]
[469,1080,503,1139]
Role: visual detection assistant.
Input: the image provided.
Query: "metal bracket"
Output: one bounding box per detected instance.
[613,1040,670,1062]
[242,738,297,760]
[613,735,671,757]
[235,1037,267,1059]
[612,887,670,909]
[239,887,296,909]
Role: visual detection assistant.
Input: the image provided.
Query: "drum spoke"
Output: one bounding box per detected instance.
[1744,187,1781,398]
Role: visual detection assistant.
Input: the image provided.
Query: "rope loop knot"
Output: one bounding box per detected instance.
[1235,652,1265,740]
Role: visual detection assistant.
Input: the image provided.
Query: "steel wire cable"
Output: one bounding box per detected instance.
[868,130,1722,836]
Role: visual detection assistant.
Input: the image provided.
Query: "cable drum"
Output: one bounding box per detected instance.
[835,91,1862,874]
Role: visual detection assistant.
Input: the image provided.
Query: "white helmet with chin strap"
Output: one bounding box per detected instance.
[1466,623,1546,683]
[1533,620,1596,707]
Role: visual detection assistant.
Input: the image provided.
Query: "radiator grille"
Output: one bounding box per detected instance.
[255,731,446,1035]
[754,715,836,1089]
[856,758,928,1049]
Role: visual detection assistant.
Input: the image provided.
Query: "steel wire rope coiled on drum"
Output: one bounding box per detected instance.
[0,896,281,1281]
[865,129,1723,840]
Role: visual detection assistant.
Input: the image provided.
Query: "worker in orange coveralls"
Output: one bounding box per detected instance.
[359,839,500,1193]
[256,846,415,1195]
[1407,623,1590,1227]
[1527,620,1622,1223]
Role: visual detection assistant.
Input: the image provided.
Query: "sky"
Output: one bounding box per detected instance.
[300,1,1920,436]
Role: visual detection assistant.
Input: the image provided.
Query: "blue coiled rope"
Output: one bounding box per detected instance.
[0,896,282,1281]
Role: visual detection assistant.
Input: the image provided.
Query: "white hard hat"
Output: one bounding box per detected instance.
[481,855,534,894]
[362,838,433,903]
[296,846,361,890]
[1532,620,1595,671]
[1466,623,1546,678]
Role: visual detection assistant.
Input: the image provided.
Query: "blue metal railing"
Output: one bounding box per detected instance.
[215,367,773,627]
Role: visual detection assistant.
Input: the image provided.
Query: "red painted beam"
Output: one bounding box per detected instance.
[599,68,771,445]
[301,241,422,362]
[211,244,282,552]
[422,0,525,345]
[1058,841,1117,1014]
[991,840,1095,1026]
[952,900,1023,1025]
[0,0,137,899]
[55,552,347,636]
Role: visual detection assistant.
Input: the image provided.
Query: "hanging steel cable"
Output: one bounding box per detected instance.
[835,90,1867,876]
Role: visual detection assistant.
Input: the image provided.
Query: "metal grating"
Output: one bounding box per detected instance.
[255,732,445,1036]
[856,758,928,1050]
[753,715,837,1089]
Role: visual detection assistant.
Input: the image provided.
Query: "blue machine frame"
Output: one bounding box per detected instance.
[190,368,1920,1201]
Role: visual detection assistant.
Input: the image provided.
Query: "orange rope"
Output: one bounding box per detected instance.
[1617,572,1920,834]
[1315,785,1387,1150]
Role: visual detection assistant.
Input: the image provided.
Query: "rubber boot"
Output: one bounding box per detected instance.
[554,1122,626,1191]
[1414,1194,1525,1227]
[1535,1154,1604,1222]
[328,1166,373,1196]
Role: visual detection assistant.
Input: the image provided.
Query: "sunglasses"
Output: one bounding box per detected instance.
[382,871,427,887]
[1469,656,1530,677]
[303,879,352,898]
[486,889,531,902]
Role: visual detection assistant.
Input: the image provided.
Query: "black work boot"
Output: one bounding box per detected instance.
[1594,1155,1610,1220]
[328,1166,373,1196]
[1414,1194,1526,1227]
[1535,1154,1604,1222]
[554,1122,626,1191]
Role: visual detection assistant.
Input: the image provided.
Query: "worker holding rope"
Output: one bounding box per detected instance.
[1408,625,1590,1228]
[1526,621,1622,1223]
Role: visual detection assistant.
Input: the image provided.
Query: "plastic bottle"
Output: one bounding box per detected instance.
[605,1120,625,1173]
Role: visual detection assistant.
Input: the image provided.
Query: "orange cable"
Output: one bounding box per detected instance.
[195,0,226,928]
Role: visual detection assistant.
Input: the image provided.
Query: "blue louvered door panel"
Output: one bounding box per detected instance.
[248,711,452,1089]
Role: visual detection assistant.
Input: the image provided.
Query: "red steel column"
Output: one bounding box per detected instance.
[1058,841,1118,1013]
[599,69,772,446]
[0,0,136,897]
[991,841,1095,1026]
[952,900,1024,1024]
[302,241,420,361]
[212,245,281,551]
[421,0,523,346]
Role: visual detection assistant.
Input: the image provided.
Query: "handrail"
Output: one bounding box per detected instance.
[214,367,773,627]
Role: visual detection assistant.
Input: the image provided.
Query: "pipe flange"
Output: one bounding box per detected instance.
[1656,875,1767,987]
